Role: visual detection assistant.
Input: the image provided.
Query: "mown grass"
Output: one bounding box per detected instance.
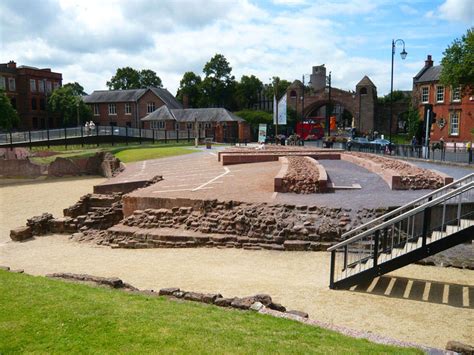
[0,271,422,354]
[29,142,198,165]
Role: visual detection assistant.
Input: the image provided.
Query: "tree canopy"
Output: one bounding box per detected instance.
[106,67,163,90]
[0,90,19,130]
[63,82,87,96]
[200,54,236,108]
[176,71,202,108]
[48,86,92,126]
[235,75,263,109]
[439,28,474,95]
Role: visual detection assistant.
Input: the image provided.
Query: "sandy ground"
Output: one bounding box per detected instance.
[0,176,473,349]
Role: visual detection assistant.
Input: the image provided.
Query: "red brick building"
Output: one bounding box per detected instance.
[413,55,473,143]
[141,106,251,143]
[83,87,182,128]
[0,60,62,130]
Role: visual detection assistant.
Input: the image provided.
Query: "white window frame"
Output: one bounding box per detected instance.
[46,81,52,93]
[93,104,100,116]
[150,121,165,129]
[108,103,117,115]
[8,77,16,91]
[147,102,156,113]
[125,103,132,115]
[205,123,212,129]
[30,79,37,92]
[421,86,429,103]
[449,111,459,136]
[436,85,444,103]
[186,122,193,130]
[451,86,461,102]
[175,122,179,130]
[38,80,45,92]
[0,77,6,90]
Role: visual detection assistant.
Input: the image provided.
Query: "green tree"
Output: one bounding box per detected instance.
[63,82,87,96]
[176,71,202,108]
[264,77,291,100]
[48,86,92,126]
[406,105,422,140]
[377,90,410,104]
[106,67,162,90]
[234,110,273,126]
[440,28,474,95]
[0,90,19,130]
[235,75,263,110]
[139,69,163,88]
[200,54,236,108]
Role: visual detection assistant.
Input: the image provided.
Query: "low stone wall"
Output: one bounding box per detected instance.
[10,193,123,241]
[220,152,341,165]
[217,148,342,162]
[94,175,163,195]
[0,159,46,177]
[341,152,452,190]
[93,199,389,251]
[275,156,327,194]
[48,152,123,178]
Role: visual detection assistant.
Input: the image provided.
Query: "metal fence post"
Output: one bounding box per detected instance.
[64,127,67,150]
[373,230,380,267]
[9,131,13,151]
[81,125,84,147]
[111,125,114,146]
[96,125,99,147]
[329,250,336,289]
[28,130,32,150]
[165,129,167,144]
[126,126,129,146]
[176,129,179,143]
[187,129,190,142]
[139,127,142,145]
[152,129,155,144]
[47,128,50,148]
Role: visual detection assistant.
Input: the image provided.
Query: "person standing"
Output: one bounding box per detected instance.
[85,121,90,136]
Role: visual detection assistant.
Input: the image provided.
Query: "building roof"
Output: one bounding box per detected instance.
[356,75,376,87]
[141,107,245,123]
[413,65,441,84]
[83,87,183,109]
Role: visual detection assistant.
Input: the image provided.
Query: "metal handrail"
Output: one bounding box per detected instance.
[341,173,474,239]
[328,181,474,251]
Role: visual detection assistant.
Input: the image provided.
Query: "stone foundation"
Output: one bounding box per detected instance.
[275,156,327,194]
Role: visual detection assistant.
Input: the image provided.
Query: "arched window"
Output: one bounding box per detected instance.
[360,87,368,95]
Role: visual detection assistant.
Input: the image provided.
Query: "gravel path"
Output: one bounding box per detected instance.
[0,175,473,349]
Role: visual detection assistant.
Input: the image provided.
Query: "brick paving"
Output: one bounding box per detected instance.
[96,147,472,209]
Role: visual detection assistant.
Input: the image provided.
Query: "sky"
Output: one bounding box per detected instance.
[1,0,472,97]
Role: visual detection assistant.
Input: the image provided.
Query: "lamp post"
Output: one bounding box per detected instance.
[390,39,407,144]
[325,71,332,137]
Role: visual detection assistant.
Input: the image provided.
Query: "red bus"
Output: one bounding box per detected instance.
[296,117,325,140]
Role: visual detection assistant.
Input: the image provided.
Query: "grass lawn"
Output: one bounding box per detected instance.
[0,271,421,354]
[29,142,198,165]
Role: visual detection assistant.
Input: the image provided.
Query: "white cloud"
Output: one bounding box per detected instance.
[429,0,474,24]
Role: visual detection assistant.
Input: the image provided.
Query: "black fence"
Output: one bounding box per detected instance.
[305,140,473,165]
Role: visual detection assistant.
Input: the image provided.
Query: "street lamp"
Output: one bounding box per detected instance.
[325,71,332,137]
[390,39,407,144]
[301,74,311,128]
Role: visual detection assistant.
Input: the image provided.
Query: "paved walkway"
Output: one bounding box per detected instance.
[103,147,473,209]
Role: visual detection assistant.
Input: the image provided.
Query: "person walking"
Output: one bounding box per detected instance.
[84,121,90,136]
[467,140,472,164]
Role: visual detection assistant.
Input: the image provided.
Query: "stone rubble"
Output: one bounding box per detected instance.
[281,156,320,194]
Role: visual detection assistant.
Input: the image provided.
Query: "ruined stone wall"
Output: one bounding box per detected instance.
[100,200,389,251]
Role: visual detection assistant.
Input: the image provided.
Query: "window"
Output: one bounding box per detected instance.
[449,111,459,136]
[38,80,45,92]
[93,104,100,115]
[53,82,59,90]
[360,87,368,95]
[8,78,16,91]
[421,87,429,103]
[186,122,193,130]
[32,117,38,129]
[205,123,212,129]
[0,77,5,89]
[40,98,45,110]
[452,86,461,102]
[147,102,156,113]
[108,103,117,115]
[125,103,131,115]
[436,85,444,103]
[46,81,52,93]
[175,122,179,130]
[31,98,37,110]
[151,121,165,129]
[30,79,37,92]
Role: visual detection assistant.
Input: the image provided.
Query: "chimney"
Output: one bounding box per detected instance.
[425,55,433,68]
[182,94,190,109]
[7,60,16,69]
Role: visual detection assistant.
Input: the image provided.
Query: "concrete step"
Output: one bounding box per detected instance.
[446,225,463,235]
[431,231,446,241]
[460,219,474,228]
